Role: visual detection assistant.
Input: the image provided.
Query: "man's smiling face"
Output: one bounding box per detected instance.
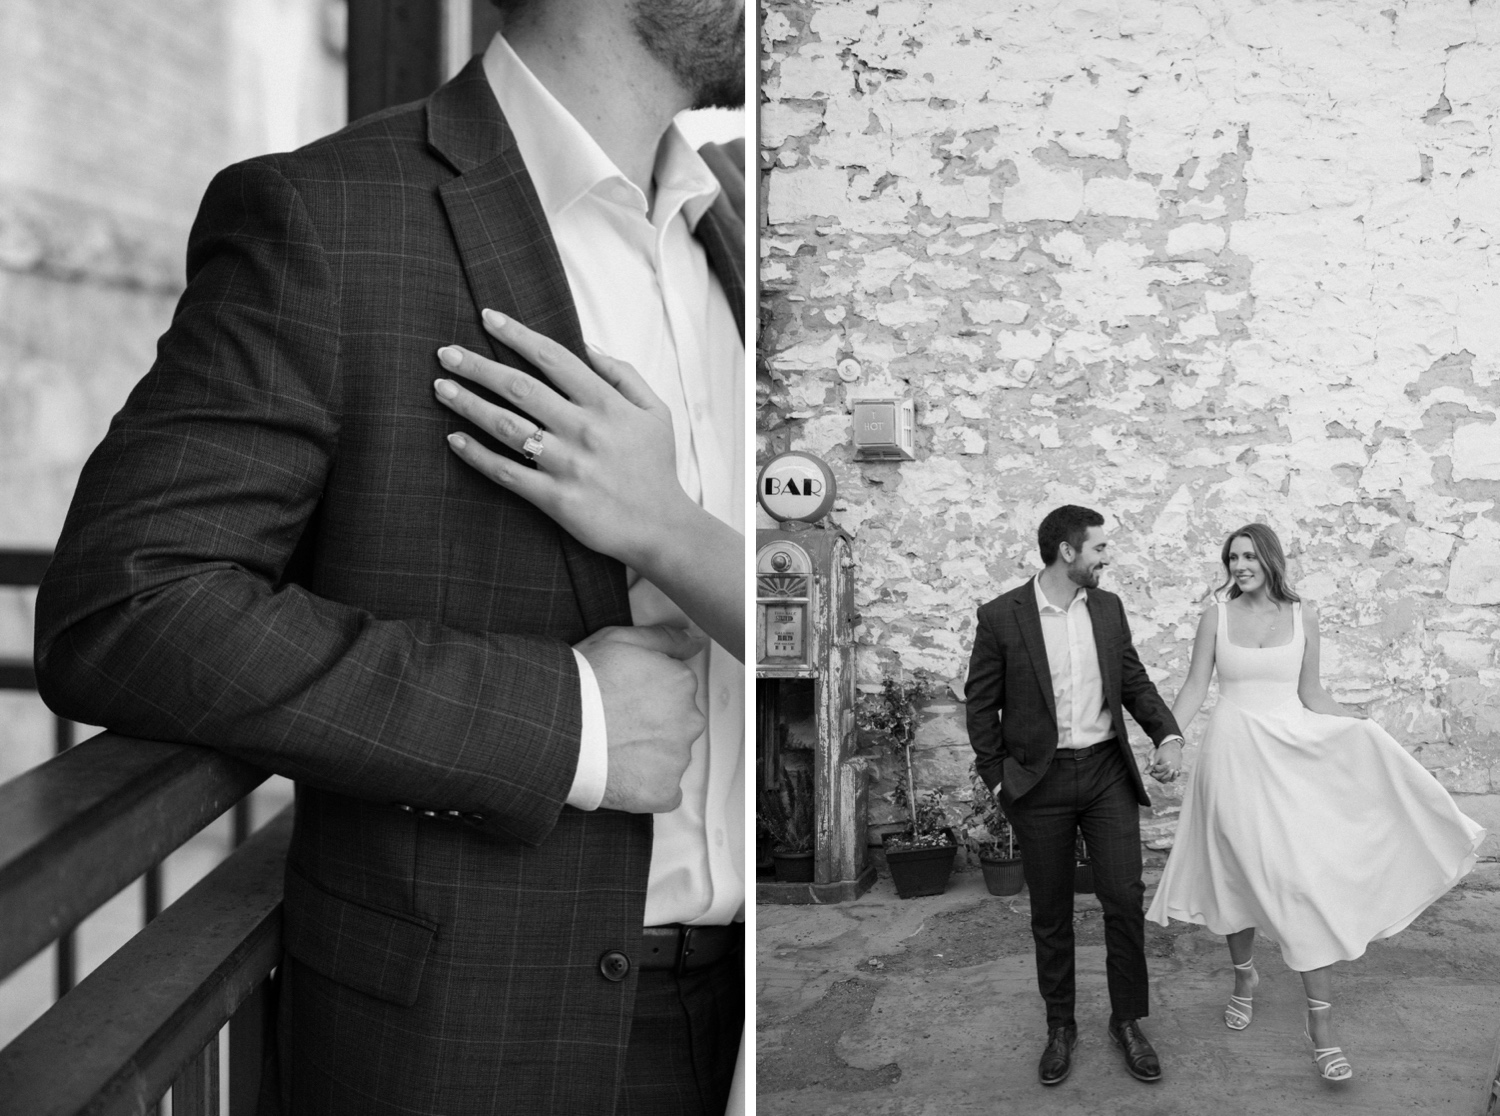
[1065,525,1109,590]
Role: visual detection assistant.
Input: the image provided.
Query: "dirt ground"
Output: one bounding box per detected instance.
[757,859,1500,1116]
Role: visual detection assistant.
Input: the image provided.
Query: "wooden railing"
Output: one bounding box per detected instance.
[0,549,81,996]
[0,731,284,1115]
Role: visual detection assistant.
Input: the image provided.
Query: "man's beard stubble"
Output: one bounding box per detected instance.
[631,0,745,110]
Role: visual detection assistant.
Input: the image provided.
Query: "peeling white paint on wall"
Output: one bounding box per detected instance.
[758,0,1500,850]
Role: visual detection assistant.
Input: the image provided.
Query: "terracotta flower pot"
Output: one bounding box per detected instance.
[772,849,814,883]
[980,854,1025,896]
[1073,861,1094,894]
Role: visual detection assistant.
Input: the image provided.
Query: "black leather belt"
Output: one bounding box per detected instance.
[640,923,743,974]
[1052,738,1117,760]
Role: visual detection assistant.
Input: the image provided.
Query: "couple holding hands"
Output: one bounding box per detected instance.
[965,504,1485,1088]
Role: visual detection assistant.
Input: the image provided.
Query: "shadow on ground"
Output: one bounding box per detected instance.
[757,860,1500,1116]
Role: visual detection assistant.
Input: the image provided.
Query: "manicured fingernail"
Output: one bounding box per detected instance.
[434,378,458,399]
[437,346,462,370]
[447,433,467,450]
[483,308,508,328]
[584,341,602,354]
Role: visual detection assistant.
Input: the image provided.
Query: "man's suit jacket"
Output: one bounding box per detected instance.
[34,57,743,1115]
[965,580,1180,808]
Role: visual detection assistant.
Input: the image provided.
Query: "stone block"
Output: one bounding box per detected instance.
[1447,541,1500,605]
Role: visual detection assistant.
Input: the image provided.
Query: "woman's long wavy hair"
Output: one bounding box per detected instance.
[1217,523,1301,604]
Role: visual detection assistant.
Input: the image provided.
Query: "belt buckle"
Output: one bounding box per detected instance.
[676,926,696,976]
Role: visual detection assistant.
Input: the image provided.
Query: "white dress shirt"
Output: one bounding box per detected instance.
[483,34,745,927]
[1033,577,1114,749]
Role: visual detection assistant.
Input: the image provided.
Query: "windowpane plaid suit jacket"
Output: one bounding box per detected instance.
[35,57,745,1116]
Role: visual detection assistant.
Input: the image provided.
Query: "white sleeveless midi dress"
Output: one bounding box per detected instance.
[1146,600,1485,971]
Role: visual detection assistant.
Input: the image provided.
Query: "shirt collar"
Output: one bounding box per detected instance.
[1033,574,1086,614]
[481,32,721,229]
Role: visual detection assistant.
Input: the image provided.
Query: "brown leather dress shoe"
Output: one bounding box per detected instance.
[1108,1017,1162,1082]
[1038,1025,1077,1086]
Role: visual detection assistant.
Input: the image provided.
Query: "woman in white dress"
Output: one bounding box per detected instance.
[1145,523,1485,1082]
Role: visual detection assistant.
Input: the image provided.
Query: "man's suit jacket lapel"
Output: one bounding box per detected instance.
[426,58,629,630]
[694,142,745,340]
[1086,590,1118,703]
[1013,588,1058,727]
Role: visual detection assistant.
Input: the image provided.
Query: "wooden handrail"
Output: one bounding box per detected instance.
[0,808,291,1115]
[0,732,267,981]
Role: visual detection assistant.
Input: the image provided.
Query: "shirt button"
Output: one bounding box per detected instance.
[599,951,631,982]
[714,829,726,848]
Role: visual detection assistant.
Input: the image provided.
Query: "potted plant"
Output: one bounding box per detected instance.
[960,762,1024,897]
[1073,832,1094,894]
[862,677,957,898]
[760,764,815,882]
[755,811,774,876]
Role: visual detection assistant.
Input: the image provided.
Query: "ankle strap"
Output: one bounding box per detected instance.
[1306,998,1331,1010]
[1233,959,1256,970]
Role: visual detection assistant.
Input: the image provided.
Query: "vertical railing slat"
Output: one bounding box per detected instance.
[54,717,76,997]
[229,979,271,1116]
[171,1035,219,1116]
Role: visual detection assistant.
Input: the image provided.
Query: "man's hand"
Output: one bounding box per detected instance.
[1146,737,1183,783]
[575,625,707,813]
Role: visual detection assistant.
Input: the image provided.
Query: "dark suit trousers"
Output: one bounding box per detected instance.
[1004,745,1148,1029]
[617,949,743,1116]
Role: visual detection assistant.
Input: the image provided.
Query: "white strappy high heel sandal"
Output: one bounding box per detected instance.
[1304,998,1353,1081]
[1224,958,1257,1030]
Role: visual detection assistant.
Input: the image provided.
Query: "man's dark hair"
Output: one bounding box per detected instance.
[1038,505,1104,565]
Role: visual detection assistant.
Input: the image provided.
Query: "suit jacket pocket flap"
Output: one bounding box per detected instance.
[283,863,438,1007]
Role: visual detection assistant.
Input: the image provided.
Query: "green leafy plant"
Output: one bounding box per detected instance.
[861,677,954,851]
[959,761,1017,860]
[759,762,814,854]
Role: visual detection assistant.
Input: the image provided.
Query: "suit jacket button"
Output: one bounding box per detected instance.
[599,951,631,982]
[395,803,414,813]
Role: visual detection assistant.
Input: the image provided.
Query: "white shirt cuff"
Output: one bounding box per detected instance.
[567,649,609,810]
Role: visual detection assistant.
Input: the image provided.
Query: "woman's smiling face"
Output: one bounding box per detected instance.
[1226,536,1266,594]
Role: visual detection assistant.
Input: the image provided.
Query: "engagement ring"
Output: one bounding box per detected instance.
[521,429,546,462]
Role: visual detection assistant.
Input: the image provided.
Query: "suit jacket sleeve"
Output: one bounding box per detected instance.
[1114,596,1183,746]
[34,158,580,847]
[965,605,1007,791]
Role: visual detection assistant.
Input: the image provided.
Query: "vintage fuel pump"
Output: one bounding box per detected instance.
[755,452,875,902]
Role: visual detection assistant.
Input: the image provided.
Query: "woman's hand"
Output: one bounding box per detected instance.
[1146,737,1184,783]
[434,309,745,661]
[434,308,696,572]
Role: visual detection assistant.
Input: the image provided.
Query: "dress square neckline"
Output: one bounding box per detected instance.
[1219,598,1299,651]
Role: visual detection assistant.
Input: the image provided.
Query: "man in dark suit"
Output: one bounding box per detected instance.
[34,0,745,1112]
[965,505,1184,1087]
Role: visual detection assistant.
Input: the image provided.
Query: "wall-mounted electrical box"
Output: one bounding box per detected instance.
[851,397,916,461]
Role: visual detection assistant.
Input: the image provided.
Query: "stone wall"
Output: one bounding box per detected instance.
[0,0,346,783]
[758,0,1500,853]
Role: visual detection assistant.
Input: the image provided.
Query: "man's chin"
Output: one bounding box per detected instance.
[693,80,747,112]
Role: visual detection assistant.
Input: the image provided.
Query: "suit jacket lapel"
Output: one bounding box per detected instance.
[427,58,631,631]
[693,143,745,340]
[1086,591,1117,701]
[1013,588,1058,727]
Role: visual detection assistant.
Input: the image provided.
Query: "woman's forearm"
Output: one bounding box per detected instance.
[1299,684,1363,718]
[636,499,745,661]
[1170,678,1210,735]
